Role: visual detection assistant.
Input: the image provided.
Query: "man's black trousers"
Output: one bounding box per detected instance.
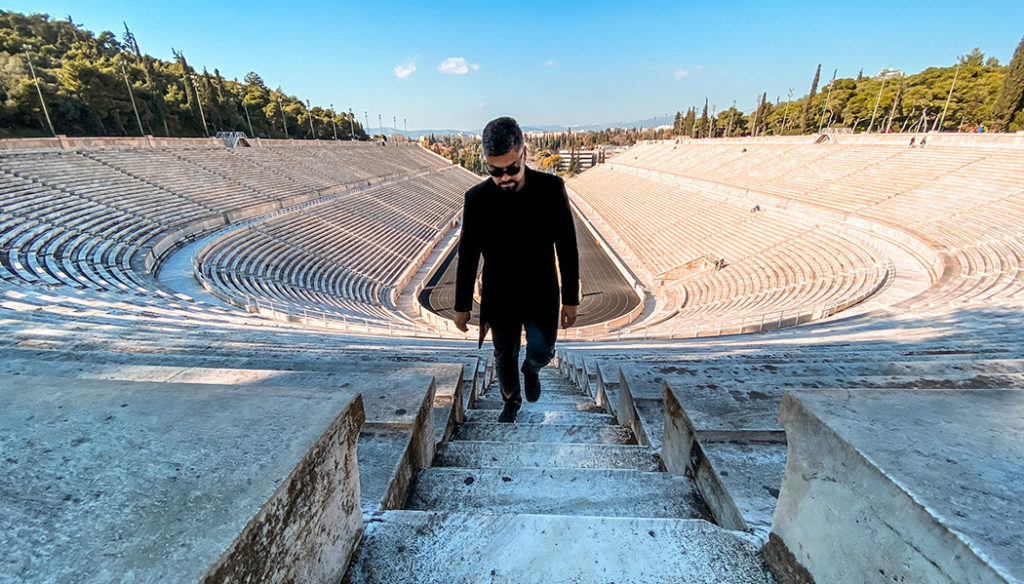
[489,314,558,407]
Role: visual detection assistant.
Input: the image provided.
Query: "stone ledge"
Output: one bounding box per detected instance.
[770,389,1024,584]
[0,374,364,584]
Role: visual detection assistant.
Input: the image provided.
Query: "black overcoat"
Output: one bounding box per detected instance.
[454,167,580,348]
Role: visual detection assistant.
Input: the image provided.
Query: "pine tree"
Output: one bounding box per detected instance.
[682,107,696,137]
[993,36,1024,131]
[758,92,771,135]
[750,95,761,137]
[698,98,709,138]
[122,22,141,59]
[801,64,821,132]
[884,77,904,133]
[172,49,200,130]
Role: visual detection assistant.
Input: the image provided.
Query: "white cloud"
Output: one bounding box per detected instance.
[543,59,557,67]
[394,58,416,78]
[674,65,703,80]
[478,102,486,109]
[438,57,480,75]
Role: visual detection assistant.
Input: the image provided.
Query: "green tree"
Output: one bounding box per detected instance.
[682,107,696,137]
[717,106,747,136]
[801,63,821,131]
[992,36,1024,131]
[959,47,985,66]
[696,98,710,138]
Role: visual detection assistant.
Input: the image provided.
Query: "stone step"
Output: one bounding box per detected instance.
[697,441,788,544]
[470,398,603,413]
[475,390,590,404]
[527,382,583,393]
[453,421,636,445]
[477,387,584,400]
[434,440,663,472]
[345,510,774,584]
[406,467,707,519]
[462,408,615,426]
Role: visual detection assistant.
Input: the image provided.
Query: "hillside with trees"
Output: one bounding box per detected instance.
[2,9,1021,147]
[0,10,367,139]
[672,43,1024,138]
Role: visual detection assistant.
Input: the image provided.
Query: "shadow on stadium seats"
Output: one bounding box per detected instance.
[774,305,1024,349]
[571,305,1024,366]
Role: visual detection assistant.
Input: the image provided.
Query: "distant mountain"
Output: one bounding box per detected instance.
[395,117,674,139]
[521,125,569,133]
[569,116,676,131]
[380,128,476,139]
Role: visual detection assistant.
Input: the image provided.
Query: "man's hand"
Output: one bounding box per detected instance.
[560,305,578,329]
[454,311,470,332]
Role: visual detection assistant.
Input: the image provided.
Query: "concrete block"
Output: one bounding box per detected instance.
[700,441,787,543]
[0,374,364,584]
[618,363,669,451]
[357,427,415,513]
[591,359,621,415]
[661,371,783,432]
[769,389,1024,584]
[661,381,700,478]
[661,381,785,537]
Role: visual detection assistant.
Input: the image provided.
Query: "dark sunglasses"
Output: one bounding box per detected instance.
[487,151,524,177]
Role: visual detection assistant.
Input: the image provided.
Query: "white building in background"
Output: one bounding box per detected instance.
[558,149,598,172]
[875,67,905,80]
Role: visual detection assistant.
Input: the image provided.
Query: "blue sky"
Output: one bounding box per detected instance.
[6,0,1023,131]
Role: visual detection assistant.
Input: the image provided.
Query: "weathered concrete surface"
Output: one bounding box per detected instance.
[434,441,663,472]
[353,372,437,514]
[659,369,783,432]
[407,467,707,519]
[771,389,1024,584]
[0,354,449,517]
[618,363,669,451]
[592,359,622,415]
[0,374,364,584]
[426,360,469,446]
[452,421,637,444]
[660,381,786,539]
[356,427,415,514]
[700,441,787,543]
[462,408,615,426]
[347,511,774,584]
[472,397,604,412]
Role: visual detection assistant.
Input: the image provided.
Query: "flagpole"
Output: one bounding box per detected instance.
[937,62,960,132]
[817,68,837,134]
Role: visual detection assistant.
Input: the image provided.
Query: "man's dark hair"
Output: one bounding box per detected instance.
[482,117,524,157]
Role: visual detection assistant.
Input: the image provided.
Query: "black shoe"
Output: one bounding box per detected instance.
[523,368,541,403]
[497,401,519,423]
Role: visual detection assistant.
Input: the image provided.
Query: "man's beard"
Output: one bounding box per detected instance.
[498,178,518,191]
